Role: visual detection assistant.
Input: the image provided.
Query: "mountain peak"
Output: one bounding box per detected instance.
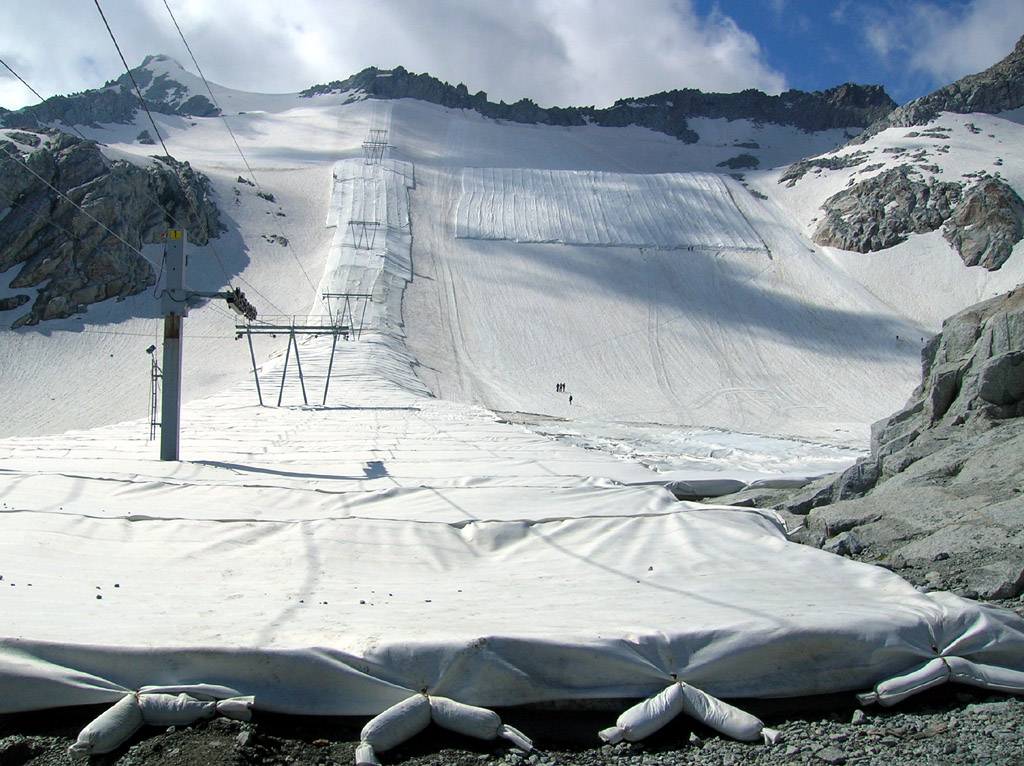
[0,55,219,130]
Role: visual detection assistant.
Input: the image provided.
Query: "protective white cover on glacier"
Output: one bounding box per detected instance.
[2,82,1024,738]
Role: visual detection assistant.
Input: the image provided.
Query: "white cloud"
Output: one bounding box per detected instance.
[907,0,1024,83]
[1,0,786,110]
[863,0,1024,88]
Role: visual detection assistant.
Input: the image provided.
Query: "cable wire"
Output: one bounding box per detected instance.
[160,0,326,311]
[0,56,91,142]
[92,0,173,159]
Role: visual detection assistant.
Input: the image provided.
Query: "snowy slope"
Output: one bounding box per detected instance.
[1,57,1021,449]
[757,110,1024,329]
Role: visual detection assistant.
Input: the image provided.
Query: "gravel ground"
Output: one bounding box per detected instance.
[3,681,1023,766]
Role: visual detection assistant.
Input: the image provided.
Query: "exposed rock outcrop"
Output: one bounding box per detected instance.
[778,150,871,187]
[0,130,223,326]
[943,176,1024,270]
[779,286,1024,600]
[812,167,1024,268]
[812,166,962,252]
[0,55,217,130]
[301,66,895,144]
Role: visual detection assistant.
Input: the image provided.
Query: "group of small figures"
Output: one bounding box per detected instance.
[555,382,572,404]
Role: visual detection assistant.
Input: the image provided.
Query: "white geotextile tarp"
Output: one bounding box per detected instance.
[2,338,1024,715]
[4,495,1024,715]
[455,168,765,250]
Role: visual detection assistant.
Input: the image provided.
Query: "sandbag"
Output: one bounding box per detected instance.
[68,693,144,759]
[599,682,685,743]
[68,690,256,760]
[357,694,432,766]
[947,655,1024,693]
[599,681,771,744]
[216,696,255,721]
[429,696,532,751]
[138,692,217,726]
[858,657,949,706]
[677,681,766,742]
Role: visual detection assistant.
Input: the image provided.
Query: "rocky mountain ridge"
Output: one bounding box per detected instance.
[0,129,223,326]
[301,66,896,143]
[0,55,218,131]
[859,34,1024,139]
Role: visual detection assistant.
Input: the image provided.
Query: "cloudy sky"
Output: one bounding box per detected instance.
[1,0,1022,111]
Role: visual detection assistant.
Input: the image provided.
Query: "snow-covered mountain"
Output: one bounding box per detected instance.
[0,43,1021,446]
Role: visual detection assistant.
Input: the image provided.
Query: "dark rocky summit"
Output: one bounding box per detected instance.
[775,286,1024,601]
[0,55,217,130]
[301,66,895,143]
[0,130,223,326]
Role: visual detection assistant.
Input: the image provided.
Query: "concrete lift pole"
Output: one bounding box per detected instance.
[158,229,257,461]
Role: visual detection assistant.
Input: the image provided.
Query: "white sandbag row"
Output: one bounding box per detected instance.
[599,680,779,746]
[355,693,533,766]
[858,654,1024,707]
[68,689,254,759]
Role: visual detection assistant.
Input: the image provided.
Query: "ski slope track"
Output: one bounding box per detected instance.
[1,63,1024,752]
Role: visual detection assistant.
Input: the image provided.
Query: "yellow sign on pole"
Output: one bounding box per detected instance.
[168,230,183,240]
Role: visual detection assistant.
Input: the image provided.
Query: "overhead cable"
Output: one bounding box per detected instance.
[160,0,326,310]
[92,0,173,159]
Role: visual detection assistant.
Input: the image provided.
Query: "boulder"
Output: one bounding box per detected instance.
[942,176,1024,270]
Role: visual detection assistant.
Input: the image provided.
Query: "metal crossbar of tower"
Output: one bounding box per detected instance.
[323,292,371,340]
[235,293,373,406]
[348,219,381,250]
[362,129,389,164]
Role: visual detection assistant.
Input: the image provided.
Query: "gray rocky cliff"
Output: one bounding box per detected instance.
[301,66,896,144]
[812,166,962,252]
[858,34,1024,140]
[943,176,1024,270]
[0,130,223,327]
[777,286,1024,600]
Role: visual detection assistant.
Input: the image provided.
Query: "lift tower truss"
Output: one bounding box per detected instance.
[235,293,372,407]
